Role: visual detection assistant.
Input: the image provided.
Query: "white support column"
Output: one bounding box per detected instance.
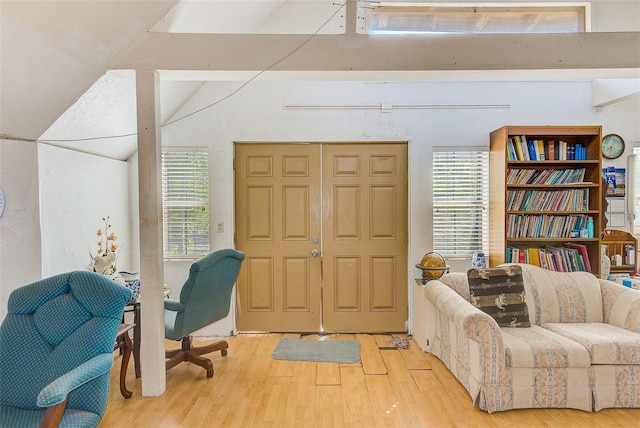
[135,70,166,396]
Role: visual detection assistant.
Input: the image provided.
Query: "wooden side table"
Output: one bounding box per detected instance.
[123,302,141,378]
[115,323,135,399]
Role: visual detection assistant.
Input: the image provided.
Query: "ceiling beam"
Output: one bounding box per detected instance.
[116,32,640,72]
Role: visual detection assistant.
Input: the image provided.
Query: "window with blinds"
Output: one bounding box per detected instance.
[161,149,210,258]
[433,148,489,257]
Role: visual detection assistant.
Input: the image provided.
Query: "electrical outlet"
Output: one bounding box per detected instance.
[216,222,224,233]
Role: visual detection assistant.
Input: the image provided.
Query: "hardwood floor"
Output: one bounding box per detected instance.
[101,333,639,427]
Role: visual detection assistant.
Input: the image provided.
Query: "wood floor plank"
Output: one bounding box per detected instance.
[409,369,455,426]
[316,361,341,385]
[364,373,409,427]
[357,333,387,375]
[340,366,377,426]
[374,334,393,348]
[102,333,640,427]
[282,361,316,421]
[399,338,432,370]
[314,385,345,427]
[380,348,413,383]
[261,376,292,423]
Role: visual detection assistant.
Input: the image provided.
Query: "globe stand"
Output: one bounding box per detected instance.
[415,264,451,284]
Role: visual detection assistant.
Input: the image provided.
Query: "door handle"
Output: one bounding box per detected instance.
[311,249,319,257]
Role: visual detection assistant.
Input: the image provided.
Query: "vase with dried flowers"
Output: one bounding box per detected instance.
[87,216,125,286]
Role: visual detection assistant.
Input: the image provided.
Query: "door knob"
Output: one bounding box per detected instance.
[311,249,319,257]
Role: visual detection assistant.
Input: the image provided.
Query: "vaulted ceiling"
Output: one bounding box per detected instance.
[2,0,639,160]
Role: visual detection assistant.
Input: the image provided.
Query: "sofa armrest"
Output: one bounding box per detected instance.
[425,280,507,383]
[37,353,113,407]
[600,279,640,332]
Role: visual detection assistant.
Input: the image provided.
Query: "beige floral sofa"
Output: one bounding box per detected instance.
[419,263,640,413]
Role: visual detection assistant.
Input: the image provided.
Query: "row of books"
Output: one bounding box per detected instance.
[506,188,589,211]
[506,168,587,185]
[507,136,588,161]
[507,214,587,238]
[505,243,592,273]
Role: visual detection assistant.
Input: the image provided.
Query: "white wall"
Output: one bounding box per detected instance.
[591,1,640,32]
[2,79,638,335]
[161,78,640,335]
[599,95,640,230]
[0,139,42,319]
[38,144,133,277]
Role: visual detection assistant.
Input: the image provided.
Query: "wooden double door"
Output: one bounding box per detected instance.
[235,143,407,333]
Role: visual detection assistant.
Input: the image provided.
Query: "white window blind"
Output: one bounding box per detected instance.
[161,149,210,258]
[433,148,489,257]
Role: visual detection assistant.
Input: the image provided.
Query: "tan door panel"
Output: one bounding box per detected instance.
[235,144,321,332]
[322,144,408,332]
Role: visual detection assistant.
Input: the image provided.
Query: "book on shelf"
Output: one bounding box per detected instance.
[506,244,591,273]
[521,136,530,160]
[506,188,589,211]
[506,168,586,185]
[537,140,546,160]
[507,214,587,238]
[528,140,537,161]
[507,138,517,161]
[564,242,592,272]
[507,136,587,161]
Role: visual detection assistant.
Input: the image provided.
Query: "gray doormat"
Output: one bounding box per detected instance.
[271,338,361,363]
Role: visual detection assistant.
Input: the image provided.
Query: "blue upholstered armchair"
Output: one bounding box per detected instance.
[165,249,245,378]
[0,271,131,428]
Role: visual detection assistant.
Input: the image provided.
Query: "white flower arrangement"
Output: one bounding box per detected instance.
[87,216,125,285]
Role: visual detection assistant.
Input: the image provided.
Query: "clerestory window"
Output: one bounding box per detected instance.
[365,2,589,34]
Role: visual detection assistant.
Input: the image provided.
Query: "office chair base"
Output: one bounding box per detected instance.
[166,335,228,378]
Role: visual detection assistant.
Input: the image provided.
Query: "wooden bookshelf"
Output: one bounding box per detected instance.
[489,126,602,276]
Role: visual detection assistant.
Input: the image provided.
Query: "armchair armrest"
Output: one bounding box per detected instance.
[425,280,507,384]
[600,279,640,332]
[164,298,186,313]
[37,354,113,407]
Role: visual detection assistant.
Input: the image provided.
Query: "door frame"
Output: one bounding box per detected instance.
[232,140,412,333]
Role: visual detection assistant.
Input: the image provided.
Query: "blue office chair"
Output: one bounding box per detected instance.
[0,271,131,428]
[165,249,245,378]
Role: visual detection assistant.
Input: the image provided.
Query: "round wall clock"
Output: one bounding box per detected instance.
[601,134,625,159]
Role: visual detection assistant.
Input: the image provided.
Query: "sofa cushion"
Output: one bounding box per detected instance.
[468,266,530,328]
[515,264,603,325]
[502,325,591,368]
[543,323,640,365]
